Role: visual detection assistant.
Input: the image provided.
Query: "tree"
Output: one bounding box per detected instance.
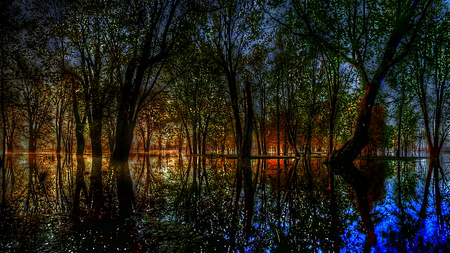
[319,48,353,159]
[15,55,54,153]
[2,83,23,153]
[66,68,88,155]
[110,0,195,161]
[30,0,74,154]
[409,19,450,217]
[274,0,439,165]
[201,0,263,159]
[170,46,217,155]
[135,95,168,153]
[366,104,387,155]
[0,0,23,206]
[271,0,444,249]
[381,124,394,155]
[271,31,303,156]
[65,0,114,157]
[385,66,417,157]
[1,1,23,206]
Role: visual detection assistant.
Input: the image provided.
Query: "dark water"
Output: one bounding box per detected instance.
[0,153,449,252]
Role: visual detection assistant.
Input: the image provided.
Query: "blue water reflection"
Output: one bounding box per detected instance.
[0,153,449,252]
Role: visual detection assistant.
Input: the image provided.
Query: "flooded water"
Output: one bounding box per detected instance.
[0,153,449,252]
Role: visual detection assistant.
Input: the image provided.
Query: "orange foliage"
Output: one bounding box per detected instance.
[264,115,289,151]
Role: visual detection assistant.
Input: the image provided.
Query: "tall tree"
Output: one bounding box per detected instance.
[384,73,416,158]
[34,0,90,155]
[3,83,23,153]
[319,48,353,159]
[410,19,450,217]
[271,1,444,250]
[108,0,194,161]
[15,55,54,153]
[202,0,263,159]
[67,0,112,157]
[274,0,440,164]
[0,0,23,208]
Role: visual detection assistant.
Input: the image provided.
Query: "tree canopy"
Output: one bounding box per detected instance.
[0,0,449,162]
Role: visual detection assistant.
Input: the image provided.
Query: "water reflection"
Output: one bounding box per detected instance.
[0,153,449,252]
[73,154,87,219]
[115,159,135,218]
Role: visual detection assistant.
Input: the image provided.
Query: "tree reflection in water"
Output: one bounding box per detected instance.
[0,153,449,252]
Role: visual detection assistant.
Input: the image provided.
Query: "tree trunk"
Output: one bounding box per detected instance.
[221,132,226,156]
[178,131,183,155]
[276,81,280,156]
[1,34,6,208]
[182,118,192,155]
[256,128,261,155]
[202,131,207,155]
[56,104,63,154]
[112,57,148,161]
[305,123,312,156]
[226,74,243,157]
[73,97,86,156]
[112,117,136,162]
[192,122,198,155]
[327,107,336,160]
[75,123,85,156]
[89,104,103,157]
[397,102,403,158]
[65,117,74,153]
[56,131,62,153]
[109,136,115,153]
[6,138,13,153]
[241,81,254,159]
[288,132,300,157]
[144,135,150,153]
[29,135,37,153]
[261,85,267,156]
[262,129,267,155]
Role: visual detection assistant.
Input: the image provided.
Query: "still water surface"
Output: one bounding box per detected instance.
[0,153,449,252]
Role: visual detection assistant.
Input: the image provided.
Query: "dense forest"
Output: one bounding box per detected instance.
[1,0,449,160]
[1,0,450,252]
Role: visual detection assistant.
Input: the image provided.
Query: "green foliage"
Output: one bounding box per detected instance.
[381,124,395,150]
[2,0,449,157]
